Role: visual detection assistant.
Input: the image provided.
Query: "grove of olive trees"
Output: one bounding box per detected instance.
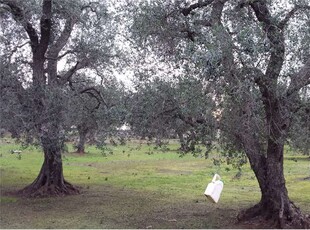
[1,0,309,228]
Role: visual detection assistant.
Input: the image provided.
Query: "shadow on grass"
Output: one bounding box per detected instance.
[285,156,310,162]
[0,185,241,229]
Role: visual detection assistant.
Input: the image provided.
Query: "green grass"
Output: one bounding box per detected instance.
[0,138,309,228]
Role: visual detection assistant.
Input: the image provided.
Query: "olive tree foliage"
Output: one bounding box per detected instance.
[127,76,217,156]
[0,0,118,196]
[64,74,127,154]
[128,0,310,228]
[288,88,310,155]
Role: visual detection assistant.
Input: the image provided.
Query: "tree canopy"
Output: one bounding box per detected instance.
[127,0,310,227]
[0,0,309,228]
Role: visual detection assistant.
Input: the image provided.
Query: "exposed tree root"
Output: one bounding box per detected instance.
[237,202,264,221]
[237,201,310,229]
[284,201,310,229]
[16,180,80,198]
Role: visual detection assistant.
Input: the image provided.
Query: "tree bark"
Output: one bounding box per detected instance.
[236,91,310,228]
[18,126,79,197]
[76,127,88,154]
[238,139,309,228]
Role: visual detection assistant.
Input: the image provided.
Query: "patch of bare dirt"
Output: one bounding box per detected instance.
[229,216,276,229]
[1,185,287,229]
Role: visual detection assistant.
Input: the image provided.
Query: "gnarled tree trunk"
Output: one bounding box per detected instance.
[237,97,310,228]
[18,126,79,197]
[239,141,309,228]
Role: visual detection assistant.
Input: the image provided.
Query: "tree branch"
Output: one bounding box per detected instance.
[249,0,272,25]
[48,17,76,58]
[79,87,108,109]
[46,50,77,61]
[210,0,234,71]
[181,0,215,16]
[242,66,270,101]
[210,0,227,22]
[176,113,206,128]
[193,19,212,27]
[241,66,265,81]
[57,50,77,60]
[1,0,39,51]
[58,59,89,85]
[154,106,179,119]
[5,41,30,61]
[279,4,310,29]
[38,0,52,56]
[250,1,285,80]
[287,58,310,97]
[46,16,76,84]
[81,2,99,12]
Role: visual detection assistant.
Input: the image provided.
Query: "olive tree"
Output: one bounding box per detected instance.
[127,77,216,155]
[65,75,127,154]
[0,0,117,197]
[129,0,310,228]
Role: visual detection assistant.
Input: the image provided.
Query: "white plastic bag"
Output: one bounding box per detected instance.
[204,174,223,203]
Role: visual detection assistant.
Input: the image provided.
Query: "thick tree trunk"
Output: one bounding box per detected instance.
[235,91,310,228]
[4,0,80,198]
[238,140,310,228]
[18,128,79,197]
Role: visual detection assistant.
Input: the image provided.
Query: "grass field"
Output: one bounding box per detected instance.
[0,138,309,229]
